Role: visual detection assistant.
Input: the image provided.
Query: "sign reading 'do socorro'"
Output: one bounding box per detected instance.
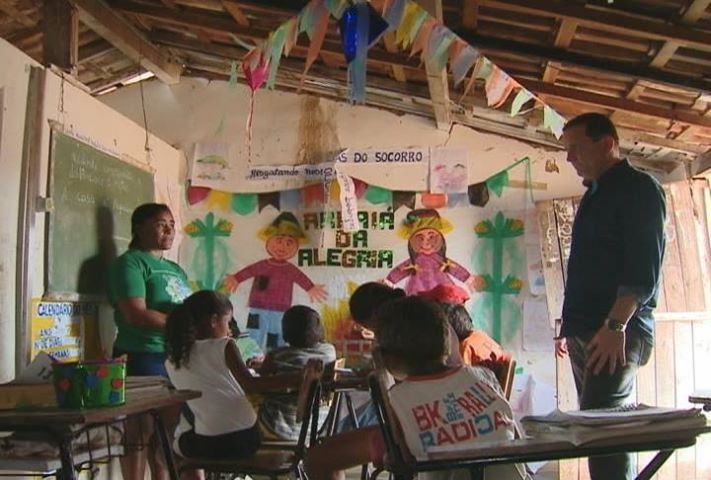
[341,148,429,164]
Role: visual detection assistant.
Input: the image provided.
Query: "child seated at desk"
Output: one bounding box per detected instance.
[442,302,510,367]
[163,290,302,472]
[257,305,336,440]
[306,296,528,480]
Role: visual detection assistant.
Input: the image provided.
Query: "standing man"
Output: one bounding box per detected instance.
[556,113,666,480]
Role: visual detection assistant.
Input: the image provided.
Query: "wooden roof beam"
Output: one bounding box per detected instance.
[522,79,711,129]
[222,1,250,27]
[70,0,182,84]
[462,0,480,29]
[649,0,711,69]
[42,0,79,73]
[418,0,451,131]
[542,18,578,85]
[455,29,711,94]
[478,0,711,50]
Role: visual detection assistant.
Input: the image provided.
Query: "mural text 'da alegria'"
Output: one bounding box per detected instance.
[184,212,234,290]
[472,211,524,344]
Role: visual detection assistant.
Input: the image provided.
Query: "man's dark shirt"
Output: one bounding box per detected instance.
[561,160,666,342]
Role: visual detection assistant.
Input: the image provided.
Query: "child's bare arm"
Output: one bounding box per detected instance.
[258,352,277,376]
[225,340,299,393]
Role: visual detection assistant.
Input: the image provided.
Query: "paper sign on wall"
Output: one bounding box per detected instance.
[30,300,98,362]
[335,168,361,232]
[429,149,468,193]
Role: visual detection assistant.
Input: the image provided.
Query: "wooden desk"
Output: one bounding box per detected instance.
[689,390,711,411]
[425,420,710,480]
[0,389,200,480]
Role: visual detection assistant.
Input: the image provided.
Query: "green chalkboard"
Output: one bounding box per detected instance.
[48,131,154,297]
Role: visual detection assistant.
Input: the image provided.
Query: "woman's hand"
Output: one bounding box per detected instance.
[220,274,240,294]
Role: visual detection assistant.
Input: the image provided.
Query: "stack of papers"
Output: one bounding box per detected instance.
[521,404,707,446]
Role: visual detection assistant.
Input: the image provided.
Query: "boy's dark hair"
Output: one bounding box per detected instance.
[165,290,233,368]
[563,112,619,143]
[349,282,406,329]
[375,296,449,374]
[129,203,172,249]
[441,303,474,341]
[282,305,323,348]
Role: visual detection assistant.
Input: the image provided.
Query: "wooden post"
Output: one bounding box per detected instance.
[42,0,79,74]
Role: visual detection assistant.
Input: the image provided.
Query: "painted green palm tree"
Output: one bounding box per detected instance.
[472,211,524,343]
[184,212,233,290]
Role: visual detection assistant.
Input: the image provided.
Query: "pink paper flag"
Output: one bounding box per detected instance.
[300,3,330,90]
[410,16,435,59]
[485,65,515,108]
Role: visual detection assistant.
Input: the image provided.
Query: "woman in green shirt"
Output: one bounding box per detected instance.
[108,202,191,480]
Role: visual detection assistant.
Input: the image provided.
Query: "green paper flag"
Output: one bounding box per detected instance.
[266,23,289,89]
[544,105,565,139]
[231,193,257,215]
[486,170,509,197]
[365,185,392,205]
[326,0,348,19]
[510,89,533,117]
[476,57,493,80]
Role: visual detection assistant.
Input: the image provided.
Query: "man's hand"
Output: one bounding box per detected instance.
[555,337,568,358]
[220,274,240,293]
[586,326,626,375]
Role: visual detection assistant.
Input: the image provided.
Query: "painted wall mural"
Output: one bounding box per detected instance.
[180,177,530,358]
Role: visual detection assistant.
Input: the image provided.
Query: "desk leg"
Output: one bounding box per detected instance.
[150,409,179,480]
[51,427,77,480]
[635,449,674,480]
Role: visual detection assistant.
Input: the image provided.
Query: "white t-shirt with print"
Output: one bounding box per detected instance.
[389,366,528,480]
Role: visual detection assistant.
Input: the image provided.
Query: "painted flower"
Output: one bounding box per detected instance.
[184,222,199,235]
[507,219,524,234]
[111,378,124,389]
[85,373,99,388]
[96,366,109,378]
[216,219,234,233]
[474,221,491,235]
[58,378,72,391]
[505,276,523,291]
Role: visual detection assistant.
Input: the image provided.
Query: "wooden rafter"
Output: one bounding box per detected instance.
[383,33,407,82]
[0,2,35,28]
[418,0,451,131]
[222,1,250,27]
[522,79,711,129]
[462,0,480,29]
[478,0,711,50]
[42,0,78,73]
[70,0,182,84]
[455,29,711,94]
[542,18,577,85]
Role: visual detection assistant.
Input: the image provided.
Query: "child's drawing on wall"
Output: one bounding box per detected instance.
[222,212,328,350]
[430,149,468,193]
[385,209,481,296]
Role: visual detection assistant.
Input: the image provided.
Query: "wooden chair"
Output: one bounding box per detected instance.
[177,360,323,480]
[498,357,516,400]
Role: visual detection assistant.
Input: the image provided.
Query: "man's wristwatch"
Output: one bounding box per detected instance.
[605,318,627,332]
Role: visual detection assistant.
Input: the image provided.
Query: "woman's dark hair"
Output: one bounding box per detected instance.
[349,282,406,329]
[282,305,323,348]
[165,290,233,368]
[441,303,474,341]
[375,296,449,374]
[129,203,172,249]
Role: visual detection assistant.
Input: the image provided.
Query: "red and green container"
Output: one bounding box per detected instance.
[52,358,126,408]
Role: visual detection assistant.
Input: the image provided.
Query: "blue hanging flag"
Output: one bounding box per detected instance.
[338,2,388,63]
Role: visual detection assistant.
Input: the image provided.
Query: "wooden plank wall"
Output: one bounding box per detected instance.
[536,179,711,480]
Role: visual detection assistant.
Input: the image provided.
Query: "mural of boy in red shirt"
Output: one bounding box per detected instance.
[223,212,328,350]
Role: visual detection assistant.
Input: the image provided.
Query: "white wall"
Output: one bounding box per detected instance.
[0,39,184,380]
[102,77,587,200]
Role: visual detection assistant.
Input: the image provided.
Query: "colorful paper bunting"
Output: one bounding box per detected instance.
[485,66,516,108]
[231,193,257,215]
[302,183,326,207]
[338,2,389,63]
[544,105,566,139]
[383,0,407,32]
[206,190,232,210]
[266,23,289,89]
[427,25,455,71]
[280,189,302,211]
[448,192,469,207]
[352,178,368,198]
[395,2,422,47]
[410,16,435,59]
[258,191,281,212]
[486,170,509,197]
[421,192,447,209]
[451,45,479,86]
[187,185,211,205]
[364,185,392,205]
[468,182,490,207]
[510,88,534,117]
[392,191,416,211]
[301,3,330,89]
[325,0,348,19]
